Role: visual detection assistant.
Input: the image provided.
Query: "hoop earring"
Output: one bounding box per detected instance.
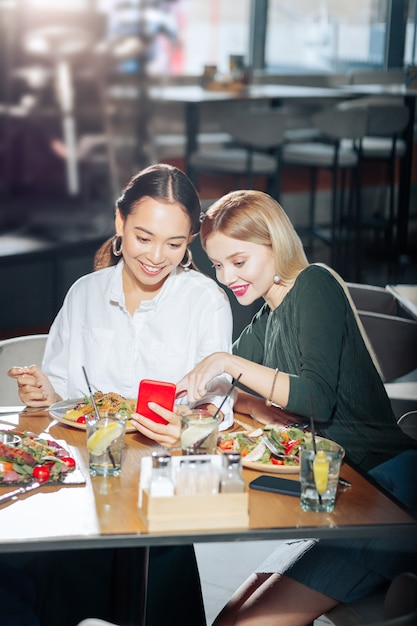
[273,274,280,284]
[180,247,193,269]
[112,235,123,257]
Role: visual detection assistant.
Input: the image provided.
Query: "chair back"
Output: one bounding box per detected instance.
[346,282,398,316]
[219,108,287,150]
[312,106,368,141]
[397,411,417,441]
[358,311,417,383]
[324,571,417,626]
[366,104,409,138]
[0,334,48,404]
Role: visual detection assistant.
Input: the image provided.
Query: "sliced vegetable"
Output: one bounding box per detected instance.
[32,465,50,483]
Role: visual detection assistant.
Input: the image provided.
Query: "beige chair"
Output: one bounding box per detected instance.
[188,106,287,199]
[324,571,417,626]
[0,334,48,404]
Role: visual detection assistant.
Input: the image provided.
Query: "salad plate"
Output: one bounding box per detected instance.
[49,398,137,432]
[218,426,336,474]
[0,432,85,487]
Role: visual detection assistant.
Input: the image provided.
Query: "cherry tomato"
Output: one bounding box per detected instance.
[270,458,284,465]
[32,465,50,483]
[61,456,76,469]
[76,416,86,424]
[219,439,234,451]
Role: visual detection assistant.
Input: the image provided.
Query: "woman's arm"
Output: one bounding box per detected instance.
[176,351,291,409]
[235,390,303,426]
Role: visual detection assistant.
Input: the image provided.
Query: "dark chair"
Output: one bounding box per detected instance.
[338,101,409,277]
[188,107,287,200]
[357,311,417,384]
[346,282,399,316]
[324,572,417,626]
[282,105,368,274]
[397,410,417,441]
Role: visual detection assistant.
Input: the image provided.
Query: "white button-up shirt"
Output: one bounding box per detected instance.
[43,260,235,427]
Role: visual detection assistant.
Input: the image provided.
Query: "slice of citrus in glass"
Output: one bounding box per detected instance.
[181,425,214,449]
[313,450,329,494]
[87,422,124,456]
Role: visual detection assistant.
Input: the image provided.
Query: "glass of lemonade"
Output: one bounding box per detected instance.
[299,443,344,513]
[180,409,219,455]
[86,413,126,476]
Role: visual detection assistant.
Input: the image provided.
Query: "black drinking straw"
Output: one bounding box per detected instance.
[212,373,242,420]
[82,366,116,468]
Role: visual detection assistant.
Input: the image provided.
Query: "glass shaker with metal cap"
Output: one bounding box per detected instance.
[149,451,175,497]
[220,451,245,493]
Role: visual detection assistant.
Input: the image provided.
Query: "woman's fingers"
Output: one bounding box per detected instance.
[7,365,56,407]
[131,405,181,447]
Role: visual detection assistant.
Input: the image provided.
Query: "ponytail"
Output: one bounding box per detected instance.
[94,238,120,271]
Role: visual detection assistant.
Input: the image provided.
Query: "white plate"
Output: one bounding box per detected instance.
[243,458,300,474]
[49,398,137,433]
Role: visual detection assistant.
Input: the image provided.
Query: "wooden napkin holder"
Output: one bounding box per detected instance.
[138,489,249,532]
[137,454,249,532]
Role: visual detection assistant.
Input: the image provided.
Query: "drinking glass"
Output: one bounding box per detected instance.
[86,413,126,476]
[180,409,219,455]
[299,443,344,513]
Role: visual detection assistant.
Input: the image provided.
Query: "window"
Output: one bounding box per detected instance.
[265,0,389,73]
[97,0,251,77]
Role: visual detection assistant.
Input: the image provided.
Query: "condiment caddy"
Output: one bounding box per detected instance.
[137,453,249,532]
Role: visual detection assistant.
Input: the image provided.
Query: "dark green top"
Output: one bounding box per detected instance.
[233,265,416,471]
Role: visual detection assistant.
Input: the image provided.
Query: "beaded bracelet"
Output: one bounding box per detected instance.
[265,368,279,407]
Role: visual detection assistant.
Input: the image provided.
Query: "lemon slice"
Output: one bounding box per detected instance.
[181,425,214,449]
[87,422,124,456]
[313,450,329,494]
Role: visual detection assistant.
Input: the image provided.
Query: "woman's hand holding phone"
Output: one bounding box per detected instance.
[131,379,180,447]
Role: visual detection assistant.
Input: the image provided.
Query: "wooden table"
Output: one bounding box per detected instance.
[1,407,415,625]
[0,407,415,553]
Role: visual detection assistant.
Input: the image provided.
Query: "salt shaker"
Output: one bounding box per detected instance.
[220,452,245,493]
[149,451,175,497]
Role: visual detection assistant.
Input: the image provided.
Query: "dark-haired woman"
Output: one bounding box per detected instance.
[9,163,234,441]
[5,164,234,626]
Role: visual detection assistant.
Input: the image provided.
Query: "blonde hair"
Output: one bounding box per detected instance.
[200,190,382,377]
[200,190,308,283]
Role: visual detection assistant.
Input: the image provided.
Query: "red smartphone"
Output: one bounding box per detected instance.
[136,379,176,425]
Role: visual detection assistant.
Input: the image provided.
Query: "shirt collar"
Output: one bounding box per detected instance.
[109,261,182,311]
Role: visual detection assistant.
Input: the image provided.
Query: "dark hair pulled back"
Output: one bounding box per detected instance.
[94,163,201,270]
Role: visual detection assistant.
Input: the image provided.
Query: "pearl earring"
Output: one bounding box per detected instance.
[273,275,280,284]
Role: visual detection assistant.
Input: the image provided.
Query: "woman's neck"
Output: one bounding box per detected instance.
[122,264,167,315]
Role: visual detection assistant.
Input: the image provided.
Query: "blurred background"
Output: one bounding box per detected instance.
[0,0,416,339]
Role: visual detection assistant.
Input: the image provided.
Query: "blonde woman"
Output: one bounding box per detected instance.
[177,189,417,626]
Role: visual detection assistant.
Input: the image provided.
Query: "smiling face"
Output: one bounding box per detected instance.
[206,232,277,306]
[116,196,192,295]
